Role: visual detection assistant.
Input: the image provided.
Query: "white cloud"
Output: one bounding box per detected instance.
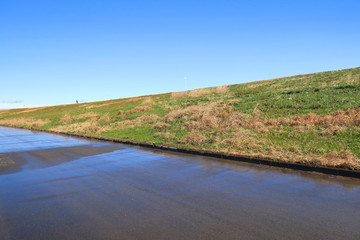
[1,99,23,104]
[0,103,24,109]
[0,102,38,109]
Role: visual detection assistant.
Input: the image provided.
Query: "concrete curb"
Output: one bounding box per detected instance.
[1,125,360,179]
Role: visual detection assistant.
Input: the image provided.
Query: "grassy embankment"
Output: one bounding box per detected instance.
[1,68,359,169]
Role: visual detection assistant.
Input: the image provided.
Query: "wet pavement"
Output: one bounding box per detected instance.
[0,126,359,240]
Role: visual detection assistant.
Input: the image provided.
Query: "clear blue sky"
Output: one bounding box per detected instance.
[1,0,359,109]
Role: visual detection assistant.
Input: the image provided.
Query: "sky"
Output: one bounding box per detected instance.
[1,0,359,109]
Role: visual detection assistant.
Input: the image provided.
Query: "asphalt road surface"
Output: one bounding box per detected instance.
[0,126,359,240]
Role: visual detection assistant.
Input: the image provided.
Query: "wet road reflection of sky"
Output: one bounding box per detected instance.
[0,127,359,240]
[0,127,90,153]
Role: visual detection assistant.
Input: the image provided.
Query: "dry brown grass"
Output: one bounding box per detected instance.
[231,108,360,135]
[228,99,241,103]
[52,118,109,134]
[170,86,229,99]
[0,118,50,127]
[163,105,204,122]
[113,114,160,129]
[142,97,154,105]
[182,131,207,145]
[73,112,99,120]
[343,72,359,84]
[85,103,114,109]
[214,85,228,94]
[171,88,213,99]
[317,151,359,169]
[171,91,189,99]
[164,102,245,131]
[118,106,152,116]
[188,112,220,130]
[217,135,360,170]
[188,88,212,98]
[217,128,266,151]
[117,111,126,116]
[251,103,261,118]
[183,121,202,130]
[165,105,180,110]
[320,126,346,135]
[153,122,170,129]
[60,114,72,123]
[166,104,360,170]
[154,132,174,140]
[112,120,138,129]
[243,119,268,133]
[84,105,95,109]
[16,106,46,113]
[263,108,360,127]
[99,114,111,122]
[137,114,160,122]
[221,112,252,129]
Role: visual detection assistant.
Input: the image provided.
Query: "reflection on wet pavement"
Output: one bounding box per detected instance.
[0,127,359,240]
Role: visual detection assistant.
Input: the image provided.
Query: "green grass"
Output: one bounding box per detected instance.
[1,67,360,169]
